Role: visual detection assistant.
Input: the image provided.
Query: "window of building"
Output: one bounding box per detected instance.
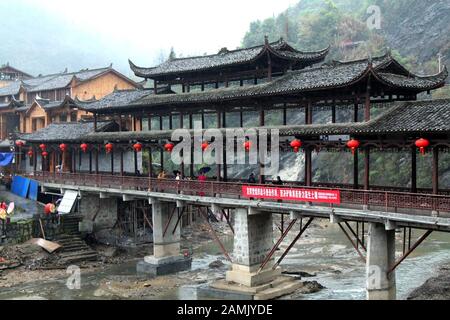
[70,112,77,122]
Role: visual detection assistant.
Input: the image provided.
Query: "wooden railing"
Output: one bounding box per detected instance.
[23,172,450,214]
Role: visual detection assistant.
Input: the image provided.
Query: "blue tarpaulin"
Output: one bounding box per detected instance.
[0,153,14,166]
[11,176,31,198]
[28,180,39,201]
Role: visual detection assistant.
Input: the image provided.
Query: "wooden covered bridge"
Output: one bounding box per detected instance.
[13,38,450,300]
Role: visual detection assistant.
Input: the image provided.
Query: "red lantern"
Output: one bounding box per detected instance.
[44,203,56,215]
[80,143,88,153]
[290,139,302,153]
[59,143,68,152]
[346,139,360,155]
[201,142,209,151]
[105,143,113,154]
[39,144,46,151]
[27,149,33,157]
[244,141,252,152]
[133,142,143,152]
[415,138,430,155]
[41,151,49,158]
[15,140,24,147]
[164,142,174,153]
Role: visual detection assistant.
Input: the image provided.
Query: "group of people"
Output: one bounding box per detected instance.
[247,172,284,185]
[157,170,207,182]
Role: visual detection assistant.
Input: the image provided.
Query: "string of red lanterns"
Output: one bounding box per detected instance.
[27,149,33,157]
[39,144,46,152]
[59,143,68,152]
[15,140,24,148]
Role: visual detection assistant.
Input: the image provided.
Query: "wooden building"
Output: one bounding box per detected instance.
[0,65,141,139]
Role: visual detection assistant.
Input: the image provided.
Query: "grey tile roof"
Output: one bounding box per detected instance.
[0,66,131,98]
[27,67,110,93]
[0,98,23,110]
[129,38,329,78]
[86,55,447,114]
[0,81,22,96]
[74,99,450,143]
[19,121,114,143]
[77,89,152,111]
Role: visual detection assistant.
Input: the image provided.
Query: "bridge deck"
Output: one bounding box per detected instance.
[23,172,450,232]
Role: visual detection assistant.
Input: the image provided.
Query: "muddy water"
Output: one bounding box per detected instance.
[0,223,449,300]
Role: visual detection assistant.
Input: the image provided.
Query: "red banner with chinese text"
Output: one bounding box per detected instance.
[242,186,341,204]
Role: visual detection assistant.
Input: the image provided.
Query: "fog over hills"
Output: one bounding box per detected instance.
[0,1,149,78]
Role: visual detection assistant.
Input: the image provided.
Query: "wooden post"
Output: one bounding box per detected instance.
[306,101,313,124]
[259,108,265,127]
[364,147,370,190]
[154,80,158,94]
[267,52,272,81]
[223,137,227,182]
[94,113,98,131]
[305,147,312,186]
[432,147,439,194]
[134,149,138,175]
[365,75,371,121]
[354,97,359,123]
[332,100,336,123]
[89,150,92,174]
[110,149,114,175]
[33,146,37,174]
[159,116,163,131]
[148,114,152,131]
[148,146,153,178]
[95,147,99,174]
[120,148,124,176]
[283,106,287,125]
[353,151,359,189]
[411,146,417,193]
[240,108,243,127]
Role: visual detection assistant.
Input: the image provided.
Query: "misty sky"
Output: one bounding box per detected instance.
[18,0,298,68]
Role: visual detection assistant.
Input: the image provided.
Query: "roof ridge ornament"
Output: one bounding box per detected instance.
[264,35,269,46]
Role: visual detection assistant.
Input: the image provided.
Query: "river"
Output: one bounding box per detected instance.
[0,221,448,300]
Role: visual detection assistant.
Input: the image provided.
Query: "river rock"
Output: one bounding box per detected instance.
[209,260,225,269]
[299,281,325,294]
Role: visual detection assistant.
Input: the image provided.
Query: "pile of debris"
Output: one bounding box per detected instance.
[0,235,99,271]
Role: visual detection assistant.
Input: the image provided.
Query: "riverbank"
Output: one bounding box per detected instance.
[407,262,450,300]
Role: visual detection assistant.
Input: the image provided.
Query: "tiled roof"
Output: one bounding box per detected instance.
[77,89,152,111]
[19,121,115,142]
[129,38,330,78]
[84,55,447,113]
[0,66,138,97]
[0,81,22,96]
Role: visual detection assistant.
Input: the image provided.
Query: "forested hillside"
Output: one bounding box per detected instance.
[241,0,450,189]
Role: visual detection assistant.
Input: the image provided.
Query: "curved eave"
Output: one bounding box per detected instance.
[371,67,448,92]
[92,63,373,114]
[129,45,331,80]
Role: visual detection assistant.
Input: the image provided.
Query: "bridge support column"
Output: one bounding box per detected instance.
[137,199,191,277]
[226,208,280,287]
[366,222,396,300]
[199,208,301,300]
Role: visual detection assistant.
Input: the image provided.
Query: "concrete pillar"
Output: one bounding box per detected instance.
[137,199,191,276]
[226,208,280,287]
[152,200,181,258]
[366,222,396,300]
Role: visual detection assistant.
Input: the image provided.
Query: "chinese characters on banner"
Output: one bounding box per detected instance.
[242,186,341,204]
